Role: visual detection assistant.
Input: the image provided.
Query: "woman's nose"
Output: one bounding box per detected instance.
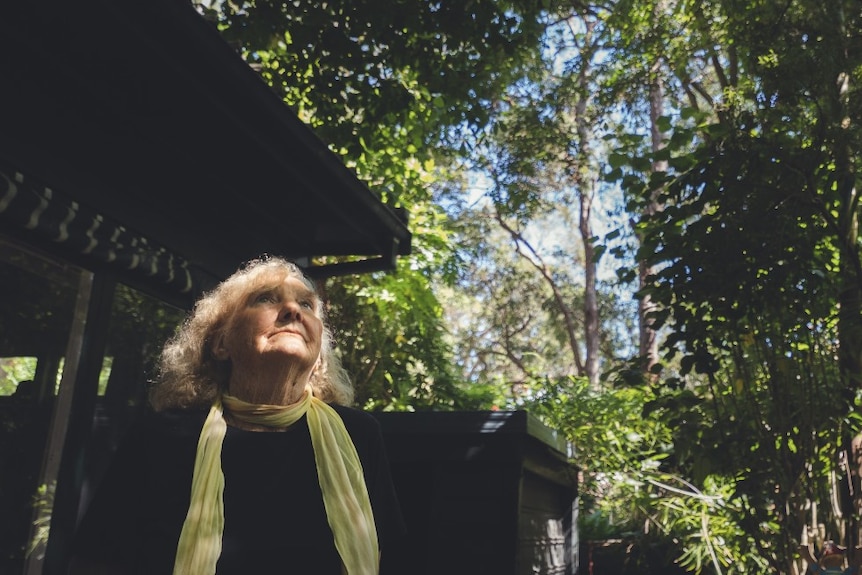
[280,300,302,321]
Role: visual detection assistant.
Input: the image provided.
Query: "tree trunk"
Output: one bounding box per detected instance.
[638,58,666,377]
[573,16,600,386]
[832,33,862,550]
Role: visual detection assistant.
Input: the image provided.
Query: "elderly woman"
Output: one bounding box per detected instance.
[70,256,405,574]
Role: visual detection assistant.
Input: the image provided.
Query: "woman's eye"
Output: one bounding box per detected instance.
[256,292,278,304]
[299,300,314,310]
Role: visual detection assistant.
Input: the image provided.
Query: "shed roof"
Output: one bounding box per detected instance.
[0,0,411,283]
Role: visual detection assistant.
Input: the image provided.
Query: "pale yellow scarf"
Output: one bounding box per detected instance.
[173,385,379,574]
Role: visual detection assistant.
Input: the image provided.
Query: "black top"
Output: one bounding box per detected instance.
[71,404,406,574]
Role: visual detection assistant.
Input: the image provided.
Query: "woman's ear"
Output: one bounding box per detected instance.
[311,357,322,376]
[212,333,230,361]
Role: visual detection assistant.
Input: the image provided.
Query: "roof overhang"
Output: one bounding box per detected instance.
[0,0,411,283]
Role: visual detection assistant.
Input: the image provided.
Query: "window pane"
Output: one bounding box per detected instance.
[94,282,185,436]
[75,282,186,526]
[0,238,82,573]
[0,357,38,396]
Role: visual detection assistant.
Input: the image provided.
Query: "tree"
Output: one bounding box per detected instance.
[199,0,547,408]
[201,0,862,570]
[451,5,616,388]
[615,0,862,570]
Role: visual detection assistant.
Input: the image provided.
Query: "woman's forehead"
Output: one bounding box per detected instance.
[253,269,316,294]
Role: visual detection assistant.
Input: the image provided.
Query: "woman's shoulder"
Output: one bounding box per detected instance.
[329,404,381,431]
[328,405,386,451]
[143,406,207,426]
[123,407,208,446]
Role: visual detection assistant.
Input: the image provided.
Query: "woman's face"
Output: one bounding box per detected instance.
[215,273,324,377]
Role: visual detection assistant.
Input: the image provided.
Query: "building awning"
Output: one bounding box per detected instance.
[0,0,411,284]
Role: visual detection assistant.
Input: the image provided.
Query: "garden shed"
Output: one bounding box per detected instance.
[375,410,579,575]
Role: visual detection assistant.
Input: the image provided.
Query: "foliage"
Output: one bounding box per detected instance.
[326,261,488,411]
[521,375,769,573]
[609,0,862,571]
[214,0,544,147]
[27,482,54,561]
[443,211,579,384]
[205,0,862,571]
[444,7,641,388]
[0,357,38,396]
[202,0,547,411]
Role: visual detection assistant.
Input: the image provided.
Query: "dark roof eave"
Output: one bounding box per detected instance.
[129,0,412,256]
[0,0,412,284]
